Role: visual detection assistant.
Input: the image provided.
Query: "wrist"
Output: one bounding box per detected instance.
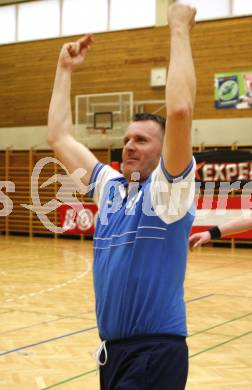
[57,62,73,73]
[169,23,191,35]
[208,226,221,240]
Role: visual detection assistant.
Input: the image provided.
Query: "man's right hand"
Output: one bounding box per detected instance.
[58,34,93,71]
[189,231,211,250]
[168,3,196,32]
[48,33,98,187]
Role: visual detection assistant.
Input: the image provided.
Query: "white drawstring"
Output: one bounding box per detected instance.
[96,340,108,370]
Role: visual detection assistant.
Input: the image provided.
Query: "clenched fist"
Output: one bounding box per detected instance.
[168,3,196,32]
[58,34,93,70]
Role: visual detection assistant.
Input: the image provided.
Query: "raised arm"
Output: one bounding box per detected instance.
[189,214,252,249]
[163,4,196,176]
[48,35,98,186]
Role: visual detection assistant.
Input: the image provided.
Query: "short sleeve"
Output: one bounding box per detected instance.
[150,158,196,224]
[89,163,123,206]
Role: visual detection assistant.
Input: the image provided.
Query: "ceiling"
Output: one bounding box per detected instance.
[0,0,33,5]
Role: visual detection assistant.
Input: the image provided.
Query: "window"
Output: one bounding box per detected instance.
[62,0,108,36]
[0,5,16,44]
[2,0,252,46]
[233,0,252,16]
[18,0,60,41]
[110,0,155,30]
[177,0,230,20]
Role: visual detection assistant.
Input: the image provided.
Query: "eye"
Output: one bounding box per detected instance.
[136,137,146,143]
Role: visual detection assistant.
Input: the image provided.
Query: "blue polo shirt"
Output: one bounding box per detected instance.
[90,158,195,341]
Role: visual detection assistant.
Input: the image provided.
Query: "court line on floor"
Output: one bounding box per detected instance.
[40,369,97,390]
[3,270,89,305]
[0,326,97,357]
[39,328,252,390]
[0,310,94,336]
[186,293,214,303]
[215,293,252,300]
[189,330,251,358]
[0,294,212,357]
[189,312,252,337]
[32,306,251,388]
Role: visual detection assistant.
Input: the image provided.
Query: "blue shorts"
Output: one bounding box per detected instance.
[99,334,188,390]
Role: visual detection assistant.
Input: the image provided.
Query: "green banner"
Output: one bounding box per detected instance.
[214,71,252,109]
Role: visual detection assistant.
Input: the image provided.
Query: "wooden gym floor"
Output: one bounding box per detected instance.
[0,235,251,390]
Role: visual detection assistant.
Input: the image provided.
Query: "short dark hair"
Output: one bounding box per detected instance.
[132,112,166,132]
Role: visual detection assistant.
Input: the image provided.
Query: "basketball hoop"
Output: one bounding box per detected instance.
[100,127,107,135]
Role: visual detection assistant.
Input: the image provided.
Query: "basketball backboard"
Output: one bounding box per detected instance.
[75,92,133,147]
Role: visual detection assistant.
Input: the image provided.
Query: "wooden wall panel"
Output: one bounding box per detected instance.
[0,151,5,233]
[0,148,110,236]
[8,151,30,233]
[0,146,251,238]
[0,16,251,127]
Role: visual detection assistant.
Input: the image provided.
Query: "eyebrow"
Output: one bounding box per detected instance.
[123,134,149,144]
[135,135,148,141]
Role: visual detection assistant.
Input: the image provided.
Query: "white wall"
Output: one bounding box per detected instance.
[192,118,252,146]
[0,118,251,150]
[0,126,49,150]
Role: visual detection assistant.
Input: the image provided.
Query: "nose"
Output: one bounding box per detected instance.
[125,139,136,152]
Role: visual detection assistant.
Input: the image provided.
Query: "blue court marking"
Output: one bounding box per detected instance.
[0,293,213,357]
[0,326,97,357]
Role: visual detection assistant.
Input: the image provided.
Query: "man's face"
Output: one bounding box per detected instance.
[122,120,163,182]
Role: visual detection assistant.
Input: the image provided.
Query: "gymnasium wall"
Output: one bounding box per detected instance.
[1,12,251,238]
[0,118,252,151]
[0,15,252,129]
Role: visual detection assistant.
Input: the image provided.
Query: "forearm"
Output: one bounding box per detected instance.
[48,65,73,145]
[218,215,252,237]
[163,15,196,175]
[166,26,196,115]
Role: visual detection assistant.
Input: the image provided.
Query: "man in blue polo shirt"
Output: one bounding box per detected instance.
[48,3,197,389]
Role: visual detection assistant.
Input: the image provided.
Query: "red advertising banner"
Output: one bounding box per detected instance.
[192,195,252,239]
[191,225,252,239]
[58,203,98,235]
[58,198,252,239]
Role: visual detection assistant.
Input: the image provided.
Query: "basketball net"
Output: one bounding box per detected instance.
[100,127,107,135]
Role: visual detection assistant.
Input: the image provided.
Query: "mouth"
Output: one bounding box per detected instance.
[125,158,139,163]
